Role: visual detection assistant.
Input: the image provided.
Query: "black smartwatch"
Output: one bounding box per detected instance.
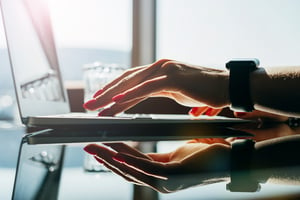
[226,139,260,192]
[226,59,259,112]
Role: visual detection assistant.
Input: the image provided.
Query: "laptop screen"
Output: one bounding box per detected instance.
[1,0,70,122]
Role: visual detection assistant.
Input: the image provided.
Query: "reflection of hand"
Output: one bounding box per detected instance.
[83,59,229,116]
[84,142,231,193]
[189,108,298,142]
[227,110,299,142]
[189,106,222,117]
[233,110,289,122]
[233,122,300,142]
[188,107,290,121]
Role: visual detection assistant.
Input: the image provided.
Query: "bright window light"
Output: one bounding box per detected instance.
[46,0,132,51]
[157,0,300,68]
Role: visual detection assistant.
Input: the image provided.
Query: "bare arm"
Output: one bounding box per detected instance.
[251,66,300,117]
[253,135,300,185]
[83,59,300,117]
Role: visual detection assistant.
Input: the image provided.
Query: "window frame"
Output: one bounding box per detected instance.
[131,0,156,66]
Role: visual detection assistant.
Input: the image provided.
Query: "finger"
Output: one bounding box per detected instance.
[186,138,229,145]
[93,66,145,98]
[85,144,137,180]
[226,137,236,143]
[93,156,142,185]
[188,106,209,117]
[234,110,288,121]
[204,138,230,145]
[114,153,173,179]
[146,91,204,107]
[83,68,148,110]
[234,112,256,119]
[103,157,168,193]
[187,138,211,144]
[85,144,159,186]
[146,152,171,162]
[98,59,171,97]
[84,60,171,110]
[92,89,104,98]
[205,108,222,116]
[103,142,151,160]
[84,143,117,156]
[97,98,145,116]
[112,75,171,104]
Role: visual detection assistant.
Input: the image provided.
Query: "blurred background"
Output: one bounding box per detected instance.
[1,0,300,199]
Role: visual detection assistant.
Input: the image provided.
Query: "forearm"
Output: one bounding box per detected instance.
[252,135,300,184]
[250,66,300,117]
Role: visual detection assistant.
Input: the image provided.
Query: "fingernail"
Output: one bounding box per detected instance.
[93,89,104,98]
[83,99,97,110]
[189,107,198,116]
[205,108,213,116]
[94,156,104,164]
[83,145,98,155]
[98,108,112,116]
[112,94,125,102]
[113,154,126,163]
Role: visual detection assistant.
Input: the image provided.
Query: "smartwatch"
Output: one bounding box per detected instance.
[226,139,260,192]
[226,59,260,112]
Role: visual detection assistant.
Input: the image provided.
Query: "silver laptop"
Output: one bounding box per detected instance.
[0,0,252,144]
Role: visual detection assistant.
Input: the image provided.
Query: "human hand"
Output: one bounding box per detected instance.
[188,106,291,120]
[83,59,229,116]
[228,110,299,142]
[84,142,230,193]
[189,106,222,117]
[233,110,289,122]
[188,108,294,142]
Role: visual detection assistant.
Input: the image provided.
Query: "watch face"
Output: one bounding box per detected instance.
[226,58,260,70]
[226,59,260,112]
[226,182,261,192]
[227,139,259,192]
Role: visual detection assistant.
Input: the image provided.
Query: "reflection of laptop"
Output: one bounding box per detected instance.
[0,0,252,144]
[12,135,65,200]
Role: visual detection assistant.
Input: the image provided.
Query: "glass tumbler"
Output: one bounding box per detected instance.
[82,62,127,172]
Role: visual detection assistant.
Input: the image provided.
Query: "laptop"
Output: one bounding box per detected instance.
[0,0,253,144]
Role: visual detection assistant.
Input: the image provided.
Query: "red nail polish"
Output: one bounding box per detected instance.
[83,99,97,109]
[94,156,104,164]
[83,145,97,155]
[112,94,125,102]
[189,107,198,115]
[98,108,114,116]
[113,155,125,163]
[205,108,213,116]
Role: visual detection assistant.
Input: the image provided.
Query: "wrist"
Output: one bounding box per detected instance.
[220,71,231,107]
[214,70,230,108]
[249,68,266,111]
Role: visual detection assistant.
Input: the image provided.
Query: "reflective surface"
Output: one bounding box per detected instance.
[12,135,65,200]
[1,121,300,199]
[81,121,300,199]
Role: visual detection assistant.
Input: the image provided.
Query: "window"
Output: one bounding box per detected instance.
[156,0,300,69]
[46,0,132,80]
